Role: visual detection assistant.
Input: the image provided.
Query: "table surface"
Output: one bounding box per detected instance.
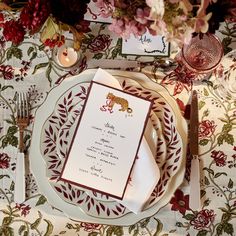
[0,12,236,236]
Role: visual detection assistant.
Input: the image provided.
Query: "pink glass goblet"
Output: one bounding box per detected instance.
[181,34,223,76]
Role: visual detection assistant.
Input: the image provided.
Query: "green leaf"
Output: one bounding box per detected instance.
[228,179,233,189]
[204,176,210,185]
[128,224,136,234]
[176,222,184,227]
[222,123,233,132]
[217,133,234,146]
[106,226,123,236]
[221,213,231,223]
[88,233,99,236]
[27,46,34,56]
[2,216,12,225]
[46,63,52,86]
[36,195,47,206]
[214,172,227,178]
[0,85,13,92]
[30,52,37,61]
[198,101,206,110]
[23,231,29,236]
[224,134,234,145]
[2,227,14,236]
[18,225,26,235]
[38,44,45,51]
[43,219,53,236]
[40,16,59,42]
[203,167,214,176]
[140,218,150,228]
[32,62,49,75]
[31,218,41,230]
[7,126,17,135]
[0,175,10,180]
[6,47,23,60]
[111,38,122,59]
[93,53,103,59]
[203,88,209,96]
[199,139,209,146]
[153,218,163,236]
[196,230,208,236]
[183,214,195,220]
[216,224,224,235]
[223,223,233,235]
[200,190,206,198]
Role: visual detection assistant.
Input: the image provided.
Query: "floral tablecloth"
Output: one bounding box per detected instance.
[0,13,236,236]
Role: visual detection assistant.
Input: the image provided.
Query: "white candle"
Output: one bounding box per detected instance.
[57,46,78,68]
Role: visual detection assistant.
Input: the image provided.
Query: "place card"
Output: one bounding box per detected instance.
[60,82,152,199]
[122,31,170,56]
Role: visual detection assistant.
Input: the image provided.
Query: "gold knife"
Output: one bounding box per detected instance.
[189,90,201,210]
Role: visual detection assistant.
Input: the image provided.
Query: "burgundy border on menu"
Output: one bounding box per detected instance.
[59,81,153,200]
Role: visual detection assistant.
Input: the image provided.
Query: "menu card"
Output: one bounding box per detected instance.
[60,81,152,199]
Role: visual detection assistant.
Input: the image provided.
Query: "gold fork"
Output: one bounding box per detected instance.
[14,92,29,203]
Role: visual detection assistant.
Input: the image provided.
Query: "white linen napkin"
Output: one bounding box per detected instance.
[93,68,160,213]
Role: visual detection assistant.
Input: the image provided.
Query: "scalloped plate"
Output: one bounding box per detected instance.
[30,69,187,225]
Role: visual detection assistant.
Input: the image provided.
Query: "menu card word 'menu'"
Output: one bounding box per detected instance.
[60,82,152,199]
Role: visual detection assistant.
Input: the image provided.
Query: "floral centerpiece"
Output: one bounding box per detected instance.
[0,0,235,49]
[0,0,90,50]
[93,0,236,46]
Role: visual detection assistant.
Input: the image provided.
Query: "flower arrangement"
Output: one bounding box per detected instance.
[0,0,90,49]
[94,0,236,46]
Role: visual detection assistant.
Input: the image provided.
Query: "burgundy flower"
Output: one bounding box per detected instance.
[170,189,190,214]
[80,222,102,232]
[211,150,227,167]
[0,13,4,27]
[3,19,25,44]
[20,0,50,33]
[87,34,112,53]
[0,65,14,80]
[199,120,216,139]
[16,203,31,217]
[0,153,10,169]
[190,209,215,230]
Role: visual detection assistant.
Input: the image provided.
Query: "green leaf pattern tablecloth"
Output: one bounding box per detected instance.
[0,12,236,236]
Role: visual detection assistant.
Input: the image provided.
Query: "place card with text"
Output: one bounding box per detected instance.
[60,81,152,199]
[122,31,170,56]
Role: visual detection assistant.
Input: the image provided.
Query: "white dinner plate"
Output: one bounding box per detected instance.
[30,69,187,225]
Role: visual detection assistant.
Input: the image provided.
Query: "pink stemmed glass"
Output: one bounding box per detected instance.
[181,33,223,77]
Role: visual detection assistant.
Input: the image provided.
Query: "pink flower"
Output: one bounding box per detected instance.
[190,209,215,230]
[0,153,10,169]
[211,150,227,167]
[194,12,212,33]
[199,120,216,139]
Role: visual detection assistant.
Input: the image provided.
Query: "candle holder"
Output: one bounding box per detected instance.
[52,39,82,70]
